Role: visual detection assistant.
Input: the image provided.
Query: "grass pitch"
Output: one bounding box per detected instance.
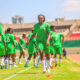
[0,58,80,80]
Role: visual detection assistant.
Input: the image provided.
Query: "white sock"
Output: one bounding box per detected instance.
[1,57,4,65]
[41,60,46,72]
[37,56,40,65]
[59,59,62,64]
[55,58,57,63]
[45,60,47,68]
[13,62,15,66]
[47,60,50,69]
[8,60,11,67]
[25,59,29,66]
[24,58,27,62]
[19,58,21,63]
[34,58,36,65]
[4,60,7,65]
[50,58,52,66]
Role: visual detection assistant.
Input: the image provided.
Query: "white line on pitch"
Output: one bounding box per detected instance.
[4,66,33,80]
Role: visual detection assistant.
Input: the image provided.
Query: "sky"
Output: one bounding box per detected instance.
[0,0,80,24]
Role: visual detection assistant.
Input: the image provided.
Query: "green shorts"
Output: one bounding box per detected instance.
[54,47,62,55]
[27,43,35,55]
[13,48,16,54]
[19,46,24,53]
[36,41,50,54]
[50,46,55,54]
[0,44,5,56]
[7,43,14,54]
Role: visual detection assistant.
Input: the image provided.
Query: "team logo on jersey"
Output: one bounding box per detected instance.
[44,27,46,30]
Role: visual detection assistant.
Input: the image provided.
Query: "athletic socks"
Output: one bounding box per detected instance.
[25,59,29,66]
[8,60,12,69]
[18,58,21,64]
[4,60,7,69]
[24,58,27,62]
[33,58,36,66]
[47,60,50,72]
[50,58,53,66]
[1,57,4,66]
[59,59,62,64]
[41,60,46,72]
[37,56,40,67]
[55,58,57,64]
[45,60,47,68]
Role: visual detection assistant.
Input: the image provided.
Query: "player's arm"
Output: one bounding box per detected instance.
[46,32,50,46]
[46,24,51,46]
[26,34,35,45]
[61,35,64,44]
[51,37,54,47]
[2,35,7,51]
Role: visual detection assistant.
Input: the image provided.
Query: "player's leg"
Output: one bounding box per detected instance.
[33,52,37,66]
[40,49,47,73]
[0,48,5,69]
[37,54,40,67]
[12,53,18,67]
[8,54,12,69]
[54,48,57,67]
[24,54,33,67]
[58,47,63,67]
[44,43,51,72]
[1,56,5,69]
[22,52,27,63]
[45,54,50,72]
[18,52,23,64]
[4,55,8,69]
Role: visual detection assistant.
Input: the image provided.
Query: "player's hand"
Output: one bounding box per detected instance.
[61,40,64,44]
[46,41,49,46]
[52,44,54,47]
[26,41,29,45]
[36,52,38,56]
[5,48,7,52]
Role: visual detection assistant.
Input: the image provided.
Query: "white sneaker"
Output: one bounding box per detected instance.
[47,69,50,73]
[13,65,18,67]
[18,62,23,64]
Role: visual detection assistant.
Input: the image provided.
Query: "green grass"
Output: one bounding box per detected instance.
[0,58,80,80]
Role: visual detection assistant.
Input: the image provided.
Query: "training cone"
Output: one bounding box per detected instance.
[51,65,55,69]
[46,75,53,78]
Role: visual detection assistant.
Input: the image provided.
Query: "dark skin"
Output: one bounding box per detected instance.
[0,33,6,58]
[8,29,16,62]
[26,16,50,61]
[51,27,64,63]
[19,34,26,59]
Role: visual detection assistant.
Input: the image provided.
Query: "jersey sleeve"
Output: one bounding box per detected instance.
[46,24,50,33]
[32,37,36,42]
[10,35,14,43]
[33,24,37,35]
[59,33,63,37]
[19,38,22,44]
[2,34,5,42]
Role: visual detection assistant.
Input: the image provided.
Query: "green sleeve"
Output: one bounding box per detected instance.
[60,33,63,37]
[19,38,22,44]
[32,37,36,42]
[46,24,50,33]
[2,34,5,42]
[10,34,14,43]
[33,24,37,35]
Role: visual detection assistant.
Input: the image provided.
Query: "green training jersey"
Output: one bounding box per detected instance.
[51,33,63,48]
[0,34,5,47]
[19,37,25,48]
[5,33,14,44]
[33,22,50,42]
[14,40,17,48]
[49,31,55,46]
